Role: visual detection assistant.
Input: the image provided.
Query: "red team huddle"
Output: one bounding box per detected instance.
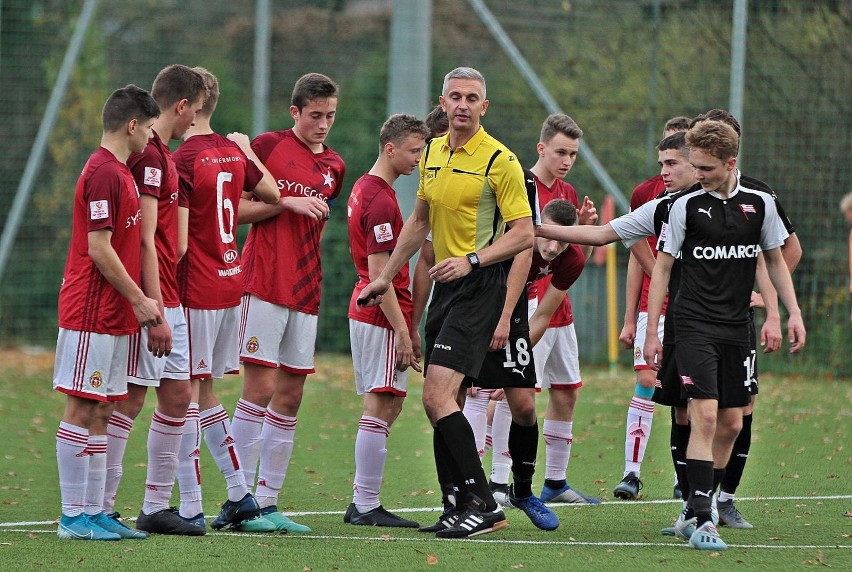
[52,64,804,550]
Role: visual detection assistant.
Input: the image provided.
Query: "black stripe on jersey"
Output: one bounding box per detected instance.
[739,173,795,234]
[484,150,502,176]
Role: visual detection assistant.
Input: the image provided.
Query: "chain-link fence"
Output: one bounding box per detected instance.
[1,0,850,374]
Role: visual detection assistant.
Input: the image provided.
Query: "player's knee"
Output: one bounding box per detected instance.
[157,385,191,418]
[690,410,717,437]
[635,382,655,399]
[510,403,537,426]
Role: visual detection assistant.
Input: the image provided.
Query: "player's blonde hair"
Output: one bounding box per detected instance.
[686,120,739,161]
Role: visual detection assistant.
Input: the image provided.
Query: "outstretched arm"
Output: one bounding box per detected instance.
[536,222,619,247]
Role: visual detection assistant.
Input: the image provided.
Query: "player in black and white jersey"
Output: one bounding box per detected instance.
[644,120,805,551]
[685,110,801,531]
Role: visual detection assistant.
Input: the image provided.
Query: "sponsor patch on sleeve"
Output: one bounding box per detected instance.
[373,223,394,243]
[89,200,109,220]
[143,167,162,187]
[658,222,669,245]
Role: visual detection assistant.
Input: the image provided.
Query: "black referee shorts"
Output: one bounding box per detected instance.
[424,264,507,379]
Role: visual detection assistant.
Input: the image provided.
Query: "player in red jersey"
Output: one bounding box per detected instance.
[102,65,208,536]
[54,85,162,541]
[613,116,690,500]
[173,67,279,533]
[343,114,429,528]
[501,114,600,505]
[230,73,345,532]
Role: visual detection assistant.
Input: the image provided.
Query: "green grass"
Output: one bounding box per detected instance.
[0,349,849,570]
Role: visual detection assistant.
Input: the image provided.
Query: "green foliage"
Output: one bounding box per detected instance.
[1,0,850,375]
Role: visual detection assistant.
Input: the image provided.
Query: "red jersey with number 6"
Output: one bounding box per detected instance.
[174,132,263,309]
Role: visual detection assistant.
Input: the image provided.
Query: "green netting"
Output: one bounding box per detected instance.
[1,0,849,374]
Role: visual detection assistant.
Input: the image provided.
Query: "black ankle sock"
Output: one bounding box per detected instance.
[436,411,496,511]
[545,478,566,490]
[686,459,715,521]
[674,422,691,498]
[433,426,464,505]
[508,420,538,497]
[721,413,752,494]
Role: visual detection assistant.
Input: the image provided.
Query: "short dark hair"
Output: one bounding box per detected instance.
[540,113,583,143]
[102,84,160,132]
[424,105,449,140]
[689,108,741,137]
[380,114,430,147]
[151,64,208,108]
[663,116,690,135]
[291,73,339,111]
[541,199,578,227]
[193,67,219,117]
[658,131,687,153]
[686,120,739,161]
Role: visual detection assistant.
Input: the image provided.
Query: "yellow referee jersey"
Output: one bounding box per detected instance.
[417,127,531,263]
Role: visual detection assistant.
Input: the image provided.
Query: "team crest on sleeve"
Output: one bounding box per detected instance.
[89,200,109,220]
[144,167,162,187]
[373,223,394,243]
[245,336,259,354]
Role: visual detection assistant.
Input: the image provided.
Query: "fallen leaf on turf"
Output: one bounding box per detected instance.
[426,555,438,565]
[26,533,36,540]
[844,511,852,517]
[511,564,524,569]
[303,567,312,571]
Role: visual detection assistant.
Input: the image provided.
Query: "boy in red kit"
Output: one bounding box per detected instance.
[54,85,162,541]
[230,73,345,532]
[343,114,429,528]
[102,65,208,536]
[173,67,280,532]
[613,116,689,500]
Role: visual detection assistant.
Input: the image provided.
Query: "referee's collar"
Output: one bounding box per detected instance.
[440,126,487,155]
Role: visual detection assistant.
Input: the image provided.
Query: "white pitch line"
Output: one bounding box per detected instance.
[3,529,851,550]
[2,494,850,527]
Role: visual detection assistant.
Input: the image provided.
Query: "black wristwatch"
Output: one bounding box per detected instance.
[466,252,480,269]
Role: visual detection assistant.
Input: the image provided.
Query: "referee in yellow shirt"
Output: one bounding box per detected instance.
[358,67,533,538]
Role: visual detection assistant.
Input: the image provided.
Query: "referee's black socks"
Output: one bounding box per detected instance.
[436,411,497,511]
